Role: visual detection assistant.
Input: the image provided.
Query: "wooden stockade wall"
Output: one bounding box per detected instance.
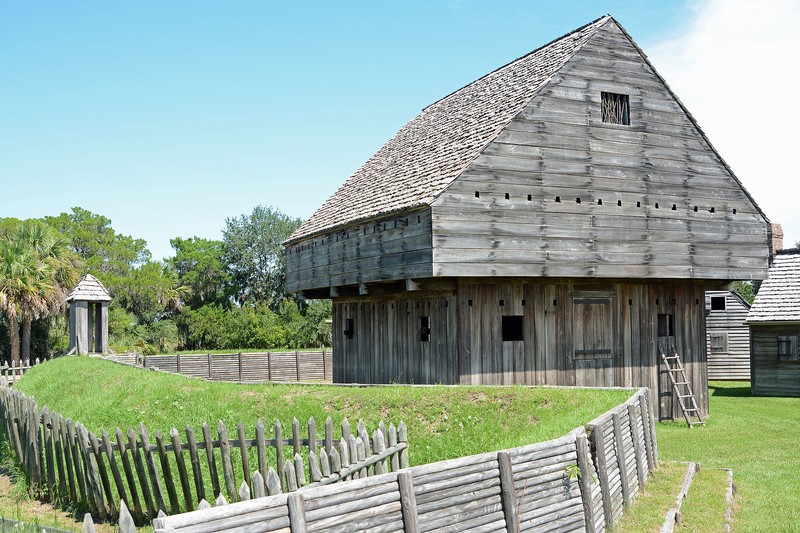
[106,350,333,383]
[0,378,407,527]
[154,388,657,533]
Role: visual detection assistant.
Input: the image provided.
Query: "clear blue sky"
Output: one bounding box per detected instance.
[2,1,797,260]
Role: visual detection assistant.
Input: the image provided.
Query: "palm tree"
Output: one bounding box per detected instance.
[0,240,51,365]
[16,221,79,361]
[0,221,78,364]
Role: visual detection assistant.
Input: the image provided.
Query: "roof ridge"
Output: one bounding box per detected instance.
[423,15,610,112]
[428,16,613,206]
[607,15,770,229]
[67,273,112,302]
[286,15,619,243]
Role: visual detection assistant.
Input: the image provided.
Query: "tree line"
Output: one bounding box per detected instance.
[0,206,330,363]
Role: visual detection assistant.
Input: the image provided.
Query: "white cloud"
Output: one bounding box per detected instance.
[648,0,800,247]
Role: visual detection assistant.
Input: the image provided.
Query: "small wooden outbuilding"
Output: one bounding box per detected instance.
[284,16,771,419]
[67,274,111,355]
[746,250,800,397]
[705,290,751,380]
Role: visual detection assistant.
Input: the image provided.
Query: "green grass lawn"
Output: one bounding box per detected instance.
[18,360,799,532]
[658,381,800,532]
[614,462,732,532]
[15,356,631,467]
[613,461,687,532]
[679,466,731,531]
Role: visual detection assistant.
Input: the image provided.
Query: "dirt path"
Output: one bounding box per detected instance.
[0,472,116,532]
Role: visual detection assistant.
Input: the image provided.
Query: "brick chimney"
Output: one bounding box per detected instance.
[772,223,784,252]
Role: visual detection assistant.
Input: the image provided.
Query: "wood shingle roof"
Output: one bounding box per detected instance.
[288,15,611,242]
[746,251,800,323]
[67,274,112,302]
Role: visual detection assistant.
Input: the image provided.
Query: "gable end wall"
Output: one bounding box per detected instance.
[431,22,769,281]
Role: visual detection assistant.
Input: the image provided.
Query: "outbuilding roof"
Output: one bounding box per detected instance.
[288,15,611,242]
[746,251,800,323]
[66,274,112,302]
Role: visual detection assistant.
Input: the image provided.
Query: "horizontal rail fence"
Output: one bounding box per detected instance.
[153,388,658,533]
[0,378,407,526]
[106,350,333,383]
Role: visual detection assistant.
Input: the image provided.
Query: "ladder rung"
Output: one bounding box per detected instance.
[662,350,702,428]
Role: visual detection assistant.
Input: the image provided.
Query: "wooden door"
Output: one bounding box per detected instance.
[657,313,677,420]
[572,296,615,387]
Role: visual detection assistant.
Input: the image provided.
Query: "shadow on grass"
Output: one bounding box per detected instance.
[708,383,751,398]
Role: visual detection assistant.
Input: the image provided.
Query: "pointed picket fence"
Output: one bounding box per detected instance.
[151,388,658,533]
[0,357,42,384]
[0,376,407,527]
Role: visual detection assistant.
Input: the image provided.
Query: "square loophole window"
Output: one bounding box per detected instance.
[710,296,726,311]
[502,315,524,342]
[601,92,630,125]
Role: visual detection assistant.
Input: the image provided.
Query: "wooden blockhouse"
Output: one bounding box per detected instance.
[746,250,800,397]
[284,16,770,419]
[705,290,752,380]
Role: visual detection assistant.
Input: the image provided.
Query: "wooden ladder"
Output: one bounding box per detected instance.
[661,352,705,428]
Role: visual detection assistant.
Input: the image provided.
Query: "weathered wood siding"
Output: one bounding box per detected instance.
[750,324,800,397]
[705,291,751,380]
[285,209,433,293]
[431,23,768,281]
[334,280,707,418]
[333,293,457,384]
[109,352,333,383]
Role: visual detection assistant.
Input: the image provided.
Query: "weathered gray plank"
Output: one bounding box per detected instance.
[139,424,166,514]
[170,428,193,512]
[184,425,205,504]
[201,422,220,499]
[217,420,236,502]
[127,426,156,518]
[116,428,144,522]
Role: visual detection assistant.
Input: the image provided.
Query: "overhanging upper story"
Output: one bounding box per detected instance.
[285,16,770,296]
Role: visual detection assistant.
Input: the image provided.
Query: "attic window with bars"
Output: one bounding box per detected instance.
[601,92,630,125]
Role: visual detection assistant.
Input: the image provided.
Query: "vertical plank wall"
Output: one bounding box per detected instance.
[333,293,458,385]
[333,280,707,418]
